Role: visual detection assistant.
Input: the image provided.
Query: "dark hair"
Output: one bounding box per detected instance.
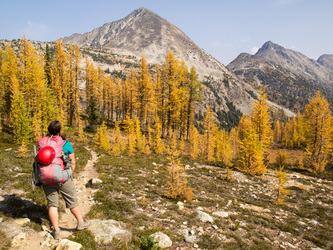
[48,120,62,136]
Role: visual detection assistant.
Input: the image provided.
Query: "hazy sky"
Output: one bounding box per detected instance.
[1,0,332,65]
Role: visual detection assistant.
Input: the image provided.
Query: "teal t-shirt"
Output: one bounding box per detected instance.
[62,141,74,156]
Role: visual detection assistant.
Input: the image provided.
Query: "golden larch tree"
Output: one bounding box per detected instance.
[202,106,218,161]
[237,116,266,176]
[303,92,332,173]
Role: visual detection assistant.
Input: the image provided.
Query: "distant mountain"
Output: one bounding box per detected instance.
[62,7,265,127]
[63,8,228,81]
[228,41,333,112]
[318,54,333,70]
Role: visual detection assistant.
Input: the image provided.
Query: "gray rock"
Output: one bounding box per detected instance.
[150,232,172,248]
[56,239,82,250]
[212,211,230,218]
[197,211,213,223]
[178,228,189,237]
[185,236,197,243]
[89,219,132,244]
[90,178,103,184]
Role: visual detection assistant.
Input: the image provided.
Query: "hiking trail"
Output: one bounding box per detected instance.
[11,147,99,249]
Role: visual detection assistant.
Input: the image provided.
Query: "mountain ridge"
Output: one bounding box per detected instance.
[228,41,333,112]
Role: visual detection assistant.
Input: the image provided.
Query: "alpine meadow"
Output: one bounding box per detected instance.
[0,8,333,250]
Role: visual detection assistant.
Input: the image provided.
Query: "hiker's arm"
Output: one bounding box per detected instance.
[69,153,76,171]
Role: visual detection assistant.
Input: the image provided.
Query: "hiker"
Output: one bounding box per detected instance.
[38,120,90,240]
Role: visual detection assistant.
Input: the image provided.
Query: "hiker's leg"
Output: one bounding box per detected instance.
[49,206,59,231]
[70,206,83,223]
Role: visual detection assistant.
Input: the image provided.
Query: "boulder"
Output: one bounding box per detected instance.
[89,219,132,245]
[197,211,213,223]
[150,232,172,248]
[56,239,82,250]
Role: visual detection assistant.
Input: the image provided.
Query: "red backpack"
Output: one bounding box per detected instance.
[37,136,67,185]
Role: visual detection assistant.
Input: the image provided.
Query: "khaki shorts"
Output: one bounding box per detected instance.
[43,178,79,209]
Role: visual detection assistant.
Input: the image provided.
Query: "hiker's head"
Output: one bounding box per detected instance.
[48,121,62,136]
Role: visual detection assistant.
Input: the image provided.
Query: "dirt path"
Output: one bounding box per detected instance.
[11,147,99,249]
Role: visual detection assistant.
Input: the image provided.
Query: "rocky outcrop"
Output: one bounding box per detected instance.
[89,219,132,245]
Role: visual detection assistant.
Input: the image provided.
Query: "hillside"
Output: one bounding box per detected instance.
[0,131,332,249]
[228,41,333,112]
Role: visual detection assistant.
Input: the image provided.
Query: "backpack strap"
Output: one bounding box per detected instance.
[47,135,53,146]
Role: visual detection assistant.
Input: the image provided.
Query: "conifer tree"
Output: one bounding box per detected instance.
[136,54,154,129]
[229,127,238,159]
[189,125,199,160]
[44,43,52,86]
[215,129,232,167]
[303,92,332,173]
[52,39,70,125]
[274,166,290,205]
[134,116,144,151]
[11,90,31,143]
[68,45,81,127]
[153,117,164,154]
[1,44,19,130]
[251,89,272,150]
[95,121,110,151]
[237,116,266,176]
[111,121,122,156]
[273,120,282,143]
[124,115,136,156]
[185,66,203,140]
[202,106,217,161]
[164,150,193,201]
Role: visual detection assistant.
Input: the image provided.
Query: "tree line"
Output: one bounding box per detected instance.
[1,38,332,176]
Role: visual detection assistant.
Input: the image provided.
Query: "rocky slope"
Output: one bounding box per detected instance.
[1,144,332,249]
[228,41,333,112]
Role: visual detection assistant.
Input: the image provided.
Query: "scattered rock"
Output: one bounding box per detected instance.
[213,211,232,218]
[178,228,189,237]
[240,204,270,213]
[177,201,184,210]
[197,211,213,223]
[185,236,197,243]
[14,218,30,226]
[308,219,318,226]
[90,178,103,184]
[150,232,172,248]
[89,219,132,245]
[56,239,82,250]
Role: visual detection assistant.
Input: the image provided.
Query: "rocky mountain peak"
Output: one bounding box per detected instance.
[62,8,258,117]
